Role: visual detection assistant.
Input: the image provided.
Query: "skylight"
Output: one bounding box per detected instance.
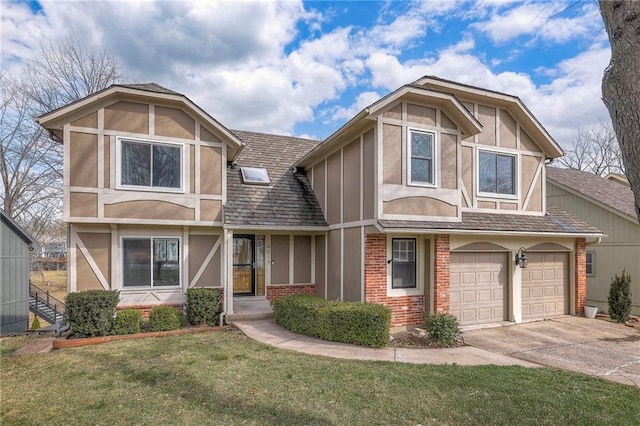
[241,167,271,185]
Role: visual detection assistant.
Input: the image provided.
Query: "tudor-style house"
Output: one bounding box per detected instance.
[37,77,601,328]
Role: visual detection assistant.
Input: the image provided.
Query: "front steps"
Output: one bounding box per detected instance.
[226,297,274,322]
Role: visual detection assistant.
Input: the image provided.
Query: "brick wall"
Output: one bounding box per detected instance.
[433,234,450,313]
[364,234,424,327]
[575,238,587,315]
[266,284,316,302]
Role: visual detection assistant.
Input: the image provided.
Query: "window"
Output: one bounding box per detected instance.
[586,252,595,276]
[241,167,270,185]
[119,138,182,190]
[392,238,416,289]
[478,150,516,195]
[123,237,180,287]
[408,130,435,185]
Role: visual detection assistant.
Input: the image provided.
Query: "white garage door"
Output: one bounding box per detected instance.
[522,252,569,320]
[450,252,508,325]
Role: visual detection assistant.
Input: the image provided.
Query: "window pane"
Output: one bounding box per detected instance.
[153,238,179,286]
[479,151,497,193]
[122,142,151,186]
[123,239,151,287]
[392,239,416,289]
[411,132,432,158]
[497,154,515,194]
[153,145,181,188]
[411,158,432,183]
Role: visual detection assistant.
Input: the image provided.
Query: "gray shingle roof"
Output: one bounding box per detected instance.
[378,204,601,235]
[118,83,182,96]
[224,130,327,227]
[546,166,637,221]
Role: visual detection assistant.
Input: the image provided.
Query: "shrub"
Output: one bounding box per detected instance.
[111,309,143,335]
[65,290,119,337]
[273,294,391,348]
[30,317,41,331]
[424,313,462,347]
[186,288,222,326]
[148,306,183,332]
[608,270,632,323]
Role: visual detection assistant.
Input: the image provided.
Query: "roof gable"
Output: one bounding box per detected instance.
[36,83,244,155]
[546,166,638,223]
[1,209,35,246]
[416,76,563,159]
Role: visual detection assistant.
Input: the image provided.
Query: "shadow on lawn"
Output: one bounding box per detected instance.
[83,340,333,425]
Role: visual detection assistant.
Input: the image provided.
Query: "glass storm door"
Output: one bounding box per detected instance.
[233,235,255,296]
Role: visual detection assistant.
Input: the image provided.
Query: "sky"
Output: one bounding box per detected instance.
[1,0,611,147]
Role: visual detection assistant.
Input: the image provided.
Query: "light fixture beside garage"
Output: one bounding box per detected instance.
[515,247,528,269]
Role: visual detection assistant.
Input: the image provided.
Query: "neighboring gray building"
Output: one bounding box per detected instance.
[1,209,35,334]
[547,167,640,315]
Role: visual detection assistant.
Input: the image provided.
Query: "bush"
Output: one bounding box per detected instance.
[111,309,143,335]
[65,290,119,337]
[186,288,222,326]
[273,294,391,348]
[608,270,632,323]
[30,317,41,331]
[424,313,462,347]
[148,306,183,332]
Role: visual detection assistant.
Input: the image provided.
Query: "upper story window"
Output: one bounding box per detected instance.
[478,150,516,196]
[118,138,183,191]
[408,129,435,186]
[241,167,270,185]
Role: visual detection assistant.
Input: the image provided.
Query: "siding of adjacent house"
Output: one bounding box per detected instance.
[547,183,640,314]
[1,217,32,333]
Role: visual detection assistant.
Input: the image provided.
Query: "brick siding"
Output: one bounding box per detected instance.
[364,234,424,327]
[575,238,587,315]
[433,234,450,314]
[266,284,316,302]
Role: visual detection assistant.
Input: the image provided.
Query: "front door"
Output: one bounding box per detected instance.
[233,235,255,296]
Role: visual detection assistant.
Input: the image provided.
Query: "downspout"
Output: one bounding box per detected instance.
[586,237,602,246]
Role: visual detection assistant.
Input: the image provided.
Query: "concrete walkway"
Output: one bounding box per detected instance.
[232,319,537,367]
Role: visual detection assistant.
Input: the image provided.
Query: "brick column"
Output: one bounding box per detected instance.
[433,234,450,313]
[575,238,587,315]
[364,234,387,304]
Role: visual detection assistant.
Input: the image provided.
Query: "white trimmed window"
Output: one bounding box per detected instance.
[408,129,436,186]
[118,137,183,191]
[122,237,180,287]
[391,238,417,289]
[478,150,516,196]
[586,252,595,276]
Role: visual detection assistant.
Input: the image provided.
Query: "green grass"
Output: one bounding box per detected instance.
[2,330,639,425]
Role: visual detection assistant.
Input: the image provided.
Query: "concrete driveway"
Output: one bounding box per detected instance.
[463,316,640,387]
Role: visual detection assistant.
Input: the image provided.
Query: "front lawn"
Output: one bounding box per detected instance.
[2,330,638,425]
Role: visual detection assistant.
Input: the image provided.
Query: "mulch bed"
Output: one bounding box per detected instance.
[595,313,640,329]
[388,328,464,349]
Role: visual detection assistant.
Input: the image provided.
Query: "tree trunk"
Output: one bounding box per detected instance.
[599,0,640,220]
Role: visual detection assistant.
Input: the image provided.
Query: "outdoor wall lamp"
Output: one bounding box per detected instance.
[515,247,528,269]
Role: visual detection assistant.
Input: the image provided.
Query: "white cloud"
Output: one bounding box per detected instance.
[329,91,382,122]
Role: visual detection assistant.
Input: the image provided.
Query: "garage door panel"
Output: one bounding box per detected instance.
[450,252,508,325]
[522,252,568,320]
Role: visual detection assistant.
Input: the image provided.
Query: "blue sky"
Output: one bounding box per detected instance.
[2,0,610,147]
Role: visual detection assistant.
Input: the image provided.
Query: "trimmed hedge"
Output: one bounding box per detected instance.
[273,294,391,348]
[65,290,119,337]
[186,288,222,326]
[112,309,143,335]
[149,306,183,332]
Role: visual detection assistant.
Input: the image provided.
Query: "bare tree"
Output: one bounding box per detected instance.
[557,121,625,176]
[599,1,640,220]
[0,38,122,240]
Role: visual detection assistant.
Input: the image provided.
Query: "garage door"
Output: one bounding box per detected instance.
[450,252,508,325]
[522,252,568,320]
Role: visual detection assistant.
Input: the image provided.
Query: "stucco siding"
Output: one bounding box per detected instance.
[362,129,375,220]
[326,152,341,224]
[104,101,149,134]
[69,132,98,187]
[383,124,402,185]
[327,230,341,299]
[200,146,222,195]
[154,106,195,139]
[293,235,312,284]
[315,235,326,297]
[104,200,195,221]
[343,139,361,223]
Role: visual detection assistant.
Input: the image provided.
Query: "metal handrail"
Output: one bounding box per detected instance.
[29,282,65,318]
